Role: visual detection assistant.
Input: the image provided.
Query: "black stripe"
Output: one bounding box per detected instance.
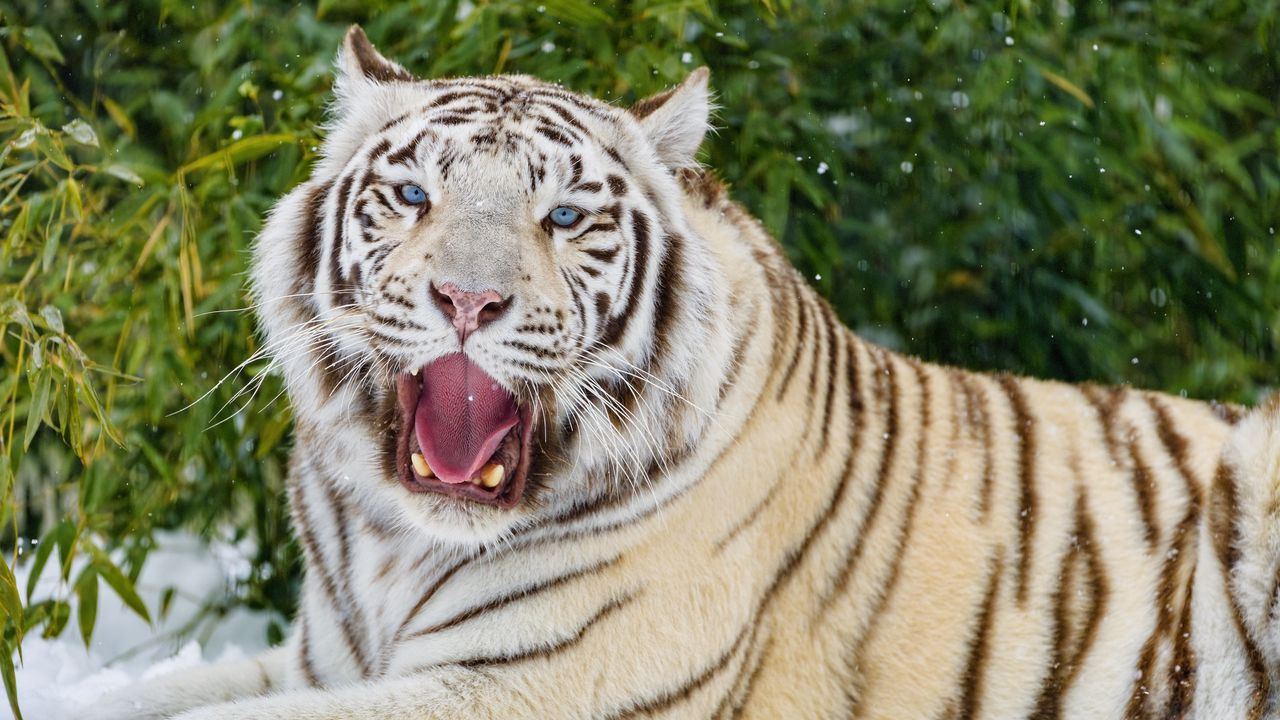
[298,613,322,687]
[288,477,370,676]
[413,593,635,672]
[406,556,622,640]
[599,210,651,346]
[997,375,1037,605]
[956,551,1003,720]
[775,286,811,400]
[293,181,333,297]
[816,353,907,613]
[387,129,430,166]
[320,481,373,677]
[606,621,751,719]
[817,305,843,451]
[649,233,684,375]
[392,553,484,644]
[536,125,575,146]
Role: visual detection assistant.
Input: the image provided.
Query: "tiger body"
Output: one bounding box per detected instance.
[77,27,1280,720]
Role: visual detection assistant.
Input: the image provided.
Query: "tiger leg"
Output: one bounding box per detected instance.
[162,669,485,720]
[71,646,292,720]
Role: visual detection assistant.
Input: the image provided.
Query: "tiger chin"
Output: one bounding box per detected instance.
[76,25,1280,720]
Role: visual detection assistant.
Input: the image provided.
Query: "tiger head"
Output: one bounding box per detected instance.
[252,27,733,544]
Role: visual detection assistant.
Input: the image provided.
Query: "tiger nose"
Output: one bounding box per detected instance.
[431,282,511,342]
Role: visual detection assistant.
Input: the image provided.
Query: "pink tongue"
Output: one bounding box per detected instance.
[416,353,518,485]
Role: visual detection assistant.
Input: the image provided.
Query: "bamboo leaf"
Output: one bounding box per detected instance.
[75,567,98,647]
[18,27,64,65]
[1039,67,1095,109]
[177,134,297,176]
[0,560,23,636]
[0,641,22,720]
[86,544,151,624]
[24,525,60,603]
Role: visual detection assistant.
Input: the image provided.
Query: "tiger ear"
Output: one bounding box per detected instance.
[336,25,415,92]
[630,67,712,169]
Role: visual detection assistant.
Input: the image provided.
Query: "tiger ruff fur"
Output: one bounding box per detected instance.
[79,26,1280,720]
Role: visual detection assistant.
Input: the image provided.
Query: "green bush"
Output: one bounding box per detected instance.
[0,0,1276,714]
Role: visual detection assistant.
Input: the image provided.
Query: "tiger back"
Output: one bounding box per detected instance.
[75,25,1280,720]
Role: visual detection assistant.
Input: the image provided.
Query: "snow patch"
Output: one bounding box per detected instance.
[4,533,277,719]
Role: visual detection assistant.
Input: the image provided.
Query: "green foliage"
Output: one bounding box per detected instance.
[0,0,1276,712]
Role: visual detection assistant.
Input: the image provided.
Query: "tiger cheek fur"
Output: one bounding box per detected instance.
[75,24,1280,720]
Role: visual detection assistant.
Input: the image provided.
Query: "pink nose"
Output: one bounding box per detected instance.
[431,282,509,341]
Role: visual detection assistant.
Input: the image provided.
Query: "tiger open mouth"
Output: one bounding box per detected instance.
[394,353,534,508]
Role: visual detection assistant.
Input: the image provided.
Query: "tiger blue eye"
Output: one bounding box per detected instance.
[549,206,581,227]
[399,184,427,205]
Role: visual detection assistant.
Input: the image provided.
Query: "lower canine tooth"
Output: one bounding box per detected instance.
[480,463,505,489]
[411,453,433,478]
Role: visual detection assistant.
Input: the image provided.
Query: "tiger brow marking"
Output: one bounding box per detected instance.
[526,88,613,119]
[603,146,630,171]
[405,554,624,639]
[387,128,432,166]
[540,100,590,131]
[997,375,1038,606]
[536,124,576,147]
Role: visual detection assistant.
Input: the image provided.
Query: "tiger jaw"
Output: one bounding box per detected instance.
[394,354,535,509]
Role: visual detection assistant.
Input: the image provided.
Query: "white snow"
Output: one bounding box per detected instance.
[5,532,277,719]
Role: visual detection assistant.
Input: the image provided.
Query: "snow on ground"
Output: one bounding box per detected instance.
[5,532,278,719]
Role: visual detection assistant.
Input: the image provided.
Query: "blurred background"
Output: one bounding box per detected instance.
[0,0,1277,713]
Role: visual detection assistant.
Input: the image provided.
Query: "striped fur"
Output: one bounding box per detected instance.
[78,27,1280,720]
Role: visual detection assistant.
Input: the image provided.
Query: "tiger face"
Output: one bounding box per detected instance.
[252,28,725,544]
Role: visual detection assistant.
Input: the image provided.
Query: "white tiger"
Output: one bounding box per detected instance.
[76,25,1280,720]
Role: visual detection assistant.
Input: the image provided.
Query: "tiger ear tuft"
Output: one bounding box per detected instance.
[631,67,712,169]
[338,25,415,86]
